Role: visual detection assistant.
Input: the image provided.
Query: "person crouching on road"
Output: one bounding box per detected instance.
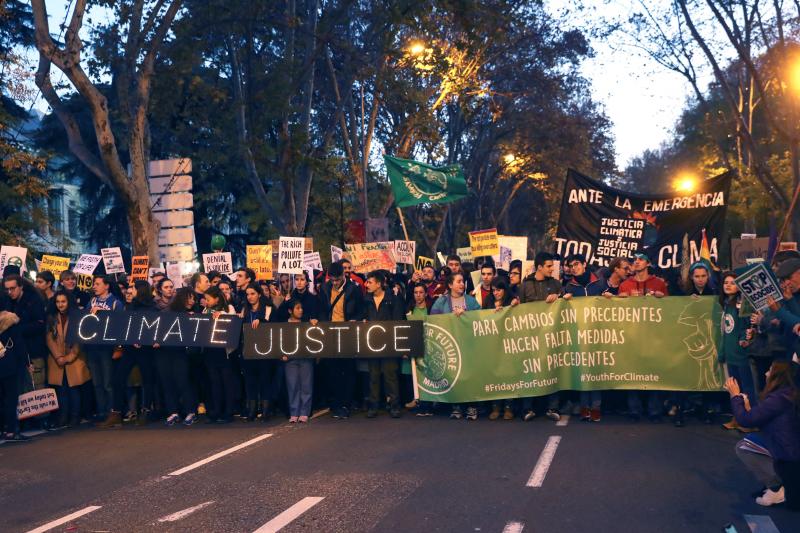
[431,271,481,420]
[283,299,314,423]
[726,360,800,509]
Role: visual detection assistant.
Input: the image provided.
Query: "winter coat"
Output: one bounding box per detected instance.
[430,293,481,315]
[718,299,750,366]
[46,314,91,387]
[0,311,25,378]
[732,386,800,461]
[318,279,365,322]
[519,275,562,303]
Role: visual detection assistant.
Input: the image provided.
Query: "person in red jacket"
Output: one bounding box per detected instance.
[618,253,668,297]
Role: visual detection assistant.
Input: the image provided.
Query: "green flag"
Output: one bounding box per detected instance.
[384,155,468,207]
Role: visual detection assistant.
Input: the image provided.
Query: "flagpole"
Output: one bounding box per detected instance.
[396,206,410,241]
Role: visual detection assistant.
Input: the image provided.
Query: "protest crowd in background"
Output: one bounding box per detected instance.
[0,239,799,510]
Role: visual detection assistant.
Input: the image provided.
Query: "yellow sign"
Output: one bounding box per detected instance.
[40,255,71,276]
[415,255,435,272]
[76,274,93,292]
[130,256,150,281]
[469,228,499,257]
[247,244,273,280]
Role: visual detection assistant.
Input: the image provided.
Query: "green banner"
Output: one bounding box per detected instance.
[384,155,468,208]
[414,296,724,403]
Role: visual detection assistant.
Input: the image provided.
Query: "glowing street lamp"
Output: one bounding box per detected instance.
[503,153,516,164]
[674,173,698,193]
[407,41,426,56]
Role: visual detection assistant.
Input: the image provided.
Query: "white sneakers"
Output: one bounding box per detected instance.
[756,487,785,506]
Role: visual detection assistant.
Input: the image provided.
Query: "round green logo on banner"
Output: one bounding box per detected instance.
[417,323,461,395]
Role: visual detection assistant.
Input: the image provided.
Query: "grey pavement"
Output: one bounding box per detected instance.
[2,412,800,533]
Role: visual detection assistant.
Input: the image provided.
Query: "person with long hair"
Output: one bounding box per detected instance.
[283,299,315,423]
[431,271,481,420]
[404,283,431,416]
[156,288,197,426]
[202,285,238,423]
[46,291,90,427]
[488,277,517,421]
[727,360,800,509]
[241,283,275,421]
[154,278,175,311]
[718,271,756,431]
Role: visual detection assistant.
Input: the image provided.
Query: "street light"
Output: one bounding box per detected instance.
[674,173,697,193]
[503,153,516,164]
[407,41,426,56]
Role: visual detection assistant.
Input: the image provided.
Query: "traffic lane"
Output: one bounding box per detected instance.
[2,422,281,532]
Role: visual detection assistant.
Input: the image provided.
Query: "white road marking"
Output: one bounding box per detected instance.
[311,408,330,420]
[25,506,101,533]
[526,435,562,488]
[252,497,325,533]
[167,433,273,476]
[502,521,525,533]
[156,501,215,523]
[743,514,781,533]
[556,415,570,426]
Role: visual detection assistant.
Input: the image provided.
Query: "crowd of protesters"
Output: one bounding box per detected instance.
[0,247,798,508]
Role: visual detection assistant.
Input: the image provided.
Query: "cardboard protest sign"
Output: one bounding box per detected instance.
[166,262,185,288]
[73,254,102,275]
[779,242,798,251]
[470,269,481,291]
[415,256,434,271]
[76,274,94,292]
[734,262,783,311]
[202,252,233,277]
[101,247,125,274]
[498,246,512,270]
[0,245,27,273]
[437,252,447,266]
[345,242,396,273]
[731,237,770,269]
[497,235,528,260]
[456,246,473,263]
[269,237,313,251]
[17,388,58,420]
[522,260,535,278]
[130,256,150,281]
[39,255,71,276]
[331,245,344,264]
[278,237,305,273]
[393,240,416,265]
[469,228,499,256]
[247,245,273,280]
[303,252,323,272]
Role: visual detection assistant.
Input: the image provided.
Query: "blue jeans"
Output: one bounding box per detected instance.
[86,347,114,416]
[728,363,757,407]
[285,359,313,417]
[57,374,81,421]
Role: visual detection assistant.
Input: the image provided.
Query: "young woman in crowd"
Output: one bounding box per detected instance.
[154,277,175,311]
[405,282,431,416]
[217,279,235,308]
[156,288,197,426]
[202,285,238,423]
[718,271,756,431]
[431,271,481,420]
[46,291,91,427]
[488,276,516,421]
[283,299,314,423]
[727,360,800,509]
[241,282,275,421]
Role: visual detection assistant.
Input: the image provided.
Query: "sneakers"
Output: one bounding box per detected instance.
[333,407,350,419]
[465,407,478,421]
[289,416,299,423]
[298,415,309,423]
[96,411,122,429]
[390,408,401,419]
[590,408,601,422]
[183,413,196,426]
[123,410,137,423]
[545,409,561,422]
[522,410,536,421]
[580,407,591,421]
[489,406,501,421]
[450,407,463,420]
[503,407,514,420]
[416,409,433,417]
[165,413,180,426]
[756,487,785,506]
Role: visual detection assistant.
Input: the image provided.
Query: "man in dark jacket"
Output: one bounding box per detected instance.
[364,270,406,418]
[1,274,47,392]
[318,261,365,419]
[0,310,28,441]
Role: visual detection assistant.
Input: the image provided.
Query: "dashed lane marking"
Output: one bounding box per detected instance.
[25,506,101,533]
[167,433,273,476]
[252,496,325,533]
[502,521,525,533]
[526,435,561,488]
[556,415,570,426]
[156,501,215,523]
[743,514,781,533]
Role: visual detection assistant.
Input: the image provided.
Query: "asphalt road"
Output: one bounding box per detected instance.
[2,411,799,533]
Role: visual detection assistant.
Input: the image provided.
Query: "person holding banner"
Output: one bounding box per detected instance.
[190,273,210,312]
[58,270,91,309]
[157,288,197,426]
[318,261,365,420]
[282,299,315,423]
[86,275,124,427]
[154,278,175,311]
[201,286,238,424]
[488,277,516,421]
[46,291,90,428]
[364,271,407,419]
[719,272,757,431]
[432,271,481,420]
[241,283,276,422]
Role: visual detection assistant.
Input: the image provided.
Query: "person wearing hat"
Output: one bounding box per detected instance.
[618,252,668,298]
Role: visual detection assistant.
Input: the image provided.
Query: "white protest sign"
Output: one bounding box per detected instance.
[279,237,305,273]
[74,254,103,275]
[734,263,784,311]
[303,252,323,272]
[17,388,59,420]
[456,247,473,263]
[0,245,27,274]
[498,246,512,270]
[393,240,416,265]
[497,235,528,260]
[331,245,344,263]
[202,252,233,277]
[166,262,185,288]
[101,247,125,274]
